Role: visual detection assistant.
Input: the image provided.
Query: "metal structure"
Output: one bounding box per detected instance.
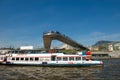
[43,31,89,50]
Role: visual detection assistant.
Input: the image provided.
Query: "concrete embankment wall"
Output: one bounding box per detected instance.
[91,51,120,59]
[109,51,120,58]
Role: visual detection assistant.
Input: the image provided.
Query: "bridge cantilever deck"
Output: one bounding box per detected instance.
[43,31,89,50]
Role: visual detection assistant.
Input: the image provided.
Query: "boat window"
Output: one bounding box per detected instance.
[12,58,15,60]
[24,51,31,54]
[36,50,41,53]
[15,51,19,53]
[35,57,39,61]
[20,58,24,61]
[39,58,43,61]
[11,51,15,53]
[57,57,62,61]
[30,57,33,61]
[4,57,7,61]
[1,57,4,60]
[8,51,12,53]
[45,58,50,61]
[19,51,24,54]
[25,58,29,61]
[82,57,86,60]
[69,57,74,61]
[76,57,81,61]
[51,55,56,61]
[7,57,11,60]
[31,50,36,53]
[0,57,4,60]
[16,57,19,61]
[63,57,68,61]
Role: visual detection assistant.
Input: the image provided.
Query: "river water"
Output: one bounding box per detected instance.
[0,59,120,80]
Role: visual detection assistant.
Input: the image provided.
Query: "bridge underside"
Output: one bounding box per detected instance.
[43,31,89,50]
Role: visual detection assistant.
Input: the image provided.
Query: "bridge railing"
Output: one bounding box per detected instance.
[43,31,85,47]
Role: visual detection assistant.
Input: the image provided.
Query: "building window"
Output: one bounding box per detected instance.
[69,57,74,61]
[63,57,68,61]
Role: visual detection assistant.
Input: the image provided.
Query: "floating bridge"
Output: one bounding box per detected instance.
[43,31,89,50]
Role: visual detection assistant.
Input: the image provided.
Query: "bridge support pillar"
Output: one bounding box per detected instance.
[43,36,52,49]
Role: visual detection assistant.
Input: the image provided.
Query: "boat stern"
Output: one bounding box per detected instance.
[93,60,103,66]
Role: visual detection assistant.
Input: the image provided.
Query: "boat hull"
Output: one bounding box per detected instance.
[1,62,103,67]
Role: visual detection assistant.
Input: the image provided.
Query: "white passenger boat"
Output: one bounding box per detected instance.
[0,50,103,67]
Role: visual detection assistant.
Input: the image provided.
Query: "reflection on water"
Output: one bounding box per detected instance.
[0,59,120,80]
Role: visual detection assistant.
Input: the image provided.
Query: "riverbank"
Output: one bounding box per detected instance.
[91,51,120,59]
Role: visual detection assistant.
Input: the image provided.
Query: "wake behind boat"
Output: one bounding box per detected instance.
[0,50,103,67]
